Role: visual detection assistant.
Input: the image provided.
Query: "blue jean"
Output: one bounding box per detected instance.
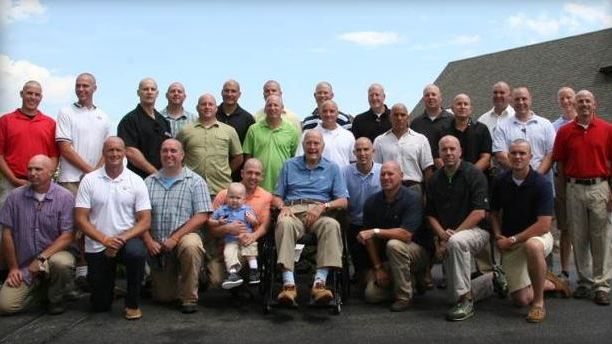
[86,238,146,311]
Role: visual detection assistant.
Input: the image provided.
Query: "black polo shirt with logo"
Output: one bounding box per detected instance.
[351,105,391,142]
[117,104,171,179]
[216,103,254,144]
[441,118,492,164]
[426,161,489,230]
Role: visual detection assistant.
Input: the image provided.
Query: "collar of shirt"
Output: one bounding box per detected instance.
[161,107,188,120]
[195,120,219,129]
[99,167,130,182]
[15,108,42,119]
[512,112,539,125]
[298,155,329,171]
[73,102,97,110]
[24,183,59,201]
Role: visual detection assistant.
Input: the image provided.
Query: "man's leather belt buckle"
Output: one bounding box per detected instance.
[568,177,605,185]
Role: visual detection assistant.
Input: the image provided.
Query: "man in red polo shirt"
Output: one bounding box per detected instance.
[552,89,612,306]
[0,80,59,208]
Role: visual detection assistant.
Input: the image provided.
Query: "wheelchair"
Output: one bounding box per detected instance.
[259,207,350,315]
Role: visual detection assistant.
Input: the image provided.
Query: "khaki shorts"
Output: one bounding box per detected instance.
[502,232,553,293]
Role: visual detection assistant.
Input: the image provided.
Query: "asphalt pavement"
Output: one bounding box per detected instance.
[1,261,611,344]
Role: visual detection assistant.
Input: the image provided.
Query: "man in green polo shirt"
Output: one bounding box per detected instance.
[243,95,299,192]
[177,94,243,196]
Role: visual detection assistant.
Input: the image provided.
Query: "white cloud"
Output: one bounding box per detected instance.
[564,2,612,26]
[0,55,74,114]
[506,13,561,36]
[338,31,401,47]
[451,35,481,45]
[506,2,612,37]
[0,0,46,24]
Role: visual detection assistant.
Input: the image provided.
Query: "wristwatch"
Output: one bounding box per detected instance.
[323,202,331,210]
[373,228,381,236]
[36,255,47,263]
[509,236,517,245]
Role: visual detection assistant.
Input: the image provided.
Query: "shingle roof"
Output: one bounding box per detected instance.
[412,28,612,122]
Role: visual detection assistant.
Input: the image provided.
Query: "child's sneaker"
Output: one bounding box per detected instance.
[222,272,243,289]
[249,269,260,285]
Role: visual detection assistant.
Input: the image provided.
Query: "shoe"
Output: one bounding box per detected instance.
[390,299,412,312]
[573,285,591,299]
[492,266,509,299]
[221,272,244,290]
[124,307,142,320]
[249,269,260,285]
[526,306,546,323]
[47,302,65,315]
[545,271,571,298]
[446,298,474,321]
[181,302,198,314]
[76,275,90,292]
[277,284,297,305]
[311,281,333,305]
[594,291,610,306]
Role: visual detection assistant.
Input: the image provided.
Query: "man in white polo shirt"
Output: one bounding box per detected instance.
[56,72,110,289]
[373,103,434,194]
[296,100,355,168]
[75,137,151,320]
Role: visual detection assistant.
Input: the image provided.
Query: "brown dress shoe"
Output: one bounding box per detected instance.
[277,285,298,305]
[124,307,142,320]
[311,282,333,305]
[390,299,412,312]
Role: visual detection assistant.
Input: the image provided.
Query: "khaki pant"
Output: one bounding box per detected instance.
[566,181,611,293]
[275,203,343,271]
[444,227,491,302]
[59,181,80,196]
[0,251,75,314]
[502,232,553,293]
[223,241,258,271]
[364,240,429,303]
[150,233,204,304]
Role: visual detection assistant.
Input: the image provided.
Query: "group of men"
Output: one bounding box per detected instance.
[0,74,610,325]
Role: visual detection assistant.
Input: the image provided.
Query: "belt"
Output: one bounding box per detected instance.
[286,199,324,206]
[402,180,421,187]
[568,177,606,185]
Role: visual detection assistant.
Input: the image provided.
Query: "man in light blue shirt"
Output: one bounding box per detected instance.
[273,130,348,306]
[343,137,381,281]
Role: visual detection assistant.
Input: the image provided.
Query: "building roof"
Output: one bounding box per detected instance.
[411,28,612,122]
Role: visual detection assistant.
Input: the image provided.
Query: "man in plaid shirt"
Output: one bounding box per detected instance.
[143,139,213,314]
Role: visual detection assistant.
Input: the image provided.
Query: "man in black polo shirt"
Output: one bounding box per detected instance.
[216,79,254,182]
[491,139,570,323]
[118,78,172,179]
[426,135,493,321]
[358,161,432,312]
[441,94,492,172]
[411,84,453,169]
[351,83,391,142]
[302,81,352,131]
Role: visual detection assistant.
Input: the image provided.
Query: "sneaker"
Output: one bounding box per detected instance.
[545,271,571,298]
[249,269,260,285]
[311,281,333,305]
[124,307,142,320]
[446,298,474,321]
[221,272,244,290]
[594,290,610,306]
[47,302,65,315]
[181,302,198,314]
[277,284,297,305]
[492,266,509,299]
[573,285,591,299]
[390,298,412,312]
[526,306,546,323]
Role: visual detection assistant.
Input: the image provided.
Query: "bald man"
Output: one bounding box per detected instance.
[358,161,432,312]
[553,90,612,306]
[1,81,59,208]
[254,80,301,132]
[0,155,75,315]
[302,81,352,131]
[352,83,391,142]
[343,137,382,280]
[177,94,243,196]
[477,81,515,137]
[118,77,172,179]
[426,136,498,321]
[161,82,197,137]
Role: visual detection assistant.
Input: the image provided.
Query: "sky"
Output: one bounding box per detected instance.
[1,0,611,132]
